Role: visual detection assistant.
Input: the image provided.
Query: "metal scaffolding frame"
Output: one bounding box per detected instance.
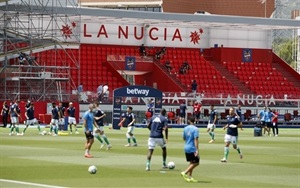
[297,31,300,73]
[0,0,81,102]
[272,0,300,72]
[1,1,299,102]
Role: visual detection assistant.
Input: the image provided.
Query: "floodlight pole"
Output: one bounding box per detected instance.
[297,33,300,73]
[264,0,267,18]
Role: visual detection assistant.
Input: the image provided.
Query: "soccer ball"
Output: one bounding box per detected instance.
[167,161,175,170]
[88,165,97,174]
[41,131,47,135]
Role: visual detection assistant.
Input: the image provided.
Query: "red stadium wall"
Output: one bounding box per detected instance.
[135,74,148,86]
[143,65,183,92]
[134,73,152,87]
[210,47,273,63]
[103,61,130,86]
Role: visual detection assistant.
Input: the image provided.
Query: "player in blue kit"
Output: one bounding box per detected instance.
[21,103,41,135]
[264,108,273,137]
[146,98,155,117]
[119,106,138,147]
[221,107,243,162]
[146,108,169,171]
[83,103,96,158]
[257,107,268,135]
[181,116,199,183]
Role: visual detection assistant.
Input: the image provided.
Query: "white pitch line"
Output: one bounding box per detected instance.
[0,179,68,188]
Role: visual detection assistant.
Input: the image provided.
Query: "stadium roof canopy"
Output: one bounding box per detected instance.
[1,5,300,30]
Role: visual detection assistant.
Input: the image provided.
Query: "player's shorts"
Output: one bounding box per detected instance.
[127,126,134,134]
[193,113,200,119]
[10,117,18,124]
[59,118,65,125]
[148,137,166,149]
[95,126,104,132]
[85,131,94,140]
[260,121,266,126]
[27,118,38,125]
[51,119,59,126]
[180,113,185,118]
[266,122,272,128]
[185,152,200,163]
[68,117,76,125]
[207,123,215,130]
[224,134,238,145]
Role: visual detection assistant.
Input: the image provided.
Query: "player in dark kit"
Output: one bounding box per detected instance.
[207,104,217,143]
[21,103,41,135]
[1,101,9,128]
[9,101,20,135]
[58,102,65,131]
[119,106,138,147]
[146,108,169,171]
[179,101,187,124]
[221,107,243,162]
[67,102,78,134]
[50,102,59,136]
[93,103,112,150]
[25,100,31,111]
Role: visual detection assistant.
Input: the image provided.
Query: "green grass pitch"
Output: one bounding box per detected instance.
[0,126,299,188]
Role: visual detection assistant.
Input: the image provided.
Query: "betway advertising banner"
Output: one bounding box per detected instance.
[112,86,163,129]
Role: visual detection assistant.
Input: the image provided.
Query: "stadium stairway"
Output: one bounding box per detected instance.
[210,61,254,95]
[153,60,188,92]
[104,61,130,86]
[161,49,241,95]
[272,61,300,90]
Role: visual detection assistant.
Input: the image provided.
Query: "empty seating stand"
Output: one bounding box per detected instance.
[27,45,300,100]
[222,61,300,98]
[26,44,130,94]
[159,48,240,95]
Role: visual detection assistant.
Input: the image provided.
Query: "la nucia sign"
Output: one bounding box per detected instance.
[122,93,294,106]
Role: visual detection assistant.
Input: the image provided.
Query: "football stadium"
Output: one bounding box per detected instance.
[0,0,300,187]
